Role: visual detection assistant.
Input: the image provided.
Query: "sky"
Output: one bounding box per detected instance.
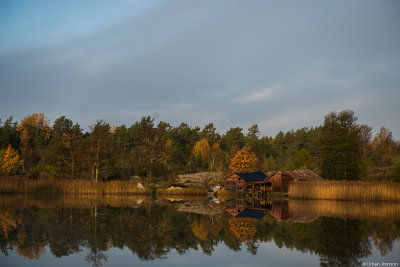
[1,0,399,138]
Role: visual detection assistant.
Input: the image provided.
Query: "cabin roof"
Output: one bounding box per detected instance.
[286,170,324,181]
[236,209,266,219]
[235,171,268,182]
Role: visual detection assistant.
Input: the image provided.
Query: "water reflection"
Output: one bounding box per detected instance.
[0,195,399,266]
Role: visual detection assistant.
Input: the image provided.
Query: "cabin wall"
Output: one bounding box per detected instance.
[225,174,246,191]
[267,201,289,222]
[268,173,294,192]
[225,199,247,216]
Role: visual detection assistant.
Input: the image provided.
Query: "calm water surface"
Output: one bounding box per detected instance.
[0,195,399,267]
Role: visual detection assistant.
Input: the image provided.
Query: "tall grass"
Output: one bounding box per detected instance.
[288,181,400,201]
[0,176,150,195]
[288,200,400,220]
[0,194,149,209]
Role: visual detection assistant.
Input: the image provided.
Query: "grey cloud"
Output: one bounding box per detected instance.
[1,0,399,137]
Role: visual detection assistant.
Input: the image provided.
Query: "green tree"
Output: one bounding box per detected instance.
[245,124,269,168]
[47,116,83,179]
[85,120,114,182]
[0,117,20,150]
[262,156,276,172]
[320,110,363,180]
[293,148,312,169]
[114,125,131,179]
[391,160,400,182]
[246,124,260,141]
[130,117,172,179]
[200,123,220,145]
[222,127,245,154]
[169,122,200,173]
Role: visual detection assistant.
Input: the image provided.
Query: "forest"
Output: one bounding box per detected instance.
[0,110,399,182]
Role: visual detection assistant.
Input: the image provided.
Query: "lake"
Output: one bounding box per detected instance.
[0,195,399,267]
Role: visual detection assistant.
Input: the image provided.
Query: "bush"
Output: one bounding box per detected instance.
[35,164,57,179]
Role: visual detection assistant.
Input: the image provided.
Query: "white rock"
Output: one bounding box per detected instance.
[137,183,145,190]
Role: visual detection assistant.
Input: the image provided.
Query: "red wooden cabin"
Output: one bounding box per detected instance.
[225,171,269,192]
[267,171,294,192]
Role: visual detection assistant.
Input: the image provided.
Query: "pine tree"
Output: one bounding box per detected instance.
[320,110,362,180]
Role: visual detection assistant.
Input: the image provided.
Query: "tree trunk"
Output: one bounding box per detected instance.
[71,157,75,179]
[95,139,100,183]
[95,164,99,183]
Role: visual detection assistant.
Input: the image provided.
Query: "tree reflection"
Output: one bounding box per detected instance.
[0,199,399,266]
[369,221,399,256]
[317,218,371,266]
[0,211,18,239]
[85,249,108,267]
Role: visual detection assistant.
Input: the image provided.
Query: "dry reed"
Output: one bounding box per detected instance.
[0,194,148,209]
[288,199,400,220]
[288,181,400,201]
[0,176,150,195]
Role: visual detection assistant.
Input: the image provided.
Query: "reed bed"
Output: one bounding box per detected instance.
[0,176,150,195]
[216,188,245,201]
[288,181,400,201]
[0,194,148,209]
[288,199,400,220]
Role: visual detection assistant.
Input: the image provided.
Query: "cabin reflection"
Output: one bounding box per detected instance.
[224,199,317,223]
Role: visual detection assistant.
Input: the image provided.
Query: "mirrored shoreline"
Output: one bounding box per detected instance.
[1,195,399,266]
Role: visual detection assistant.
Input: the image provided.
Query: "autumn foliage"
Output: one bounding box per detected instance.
[229,147,258,172]
[0,211,18,239]
[0,145,23,175]
[18,113,51,153]
[192,138,211,162]
[228,218,257,241]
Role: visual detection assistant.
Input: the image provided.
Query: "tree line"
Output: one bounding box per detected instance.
[0,110,399,182]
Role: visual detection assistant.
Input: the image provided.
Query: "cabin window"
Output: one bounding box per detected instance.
[238,178,241,180]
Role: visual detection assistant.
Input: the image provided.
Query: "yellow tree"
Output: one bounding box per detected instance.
[228,218,257,241]
[18,113,51,170]
[18,113,51,152]
[229,147,258,172]
[192,138,211,162]
[209,142,221,170]
[0,145,23,175]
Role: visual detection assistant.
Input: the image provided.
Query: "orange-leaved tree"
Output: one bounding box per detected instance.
[0,211,18,239]
[228,218,257,241]
[229,147,258,172]
[0,145,24,175]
